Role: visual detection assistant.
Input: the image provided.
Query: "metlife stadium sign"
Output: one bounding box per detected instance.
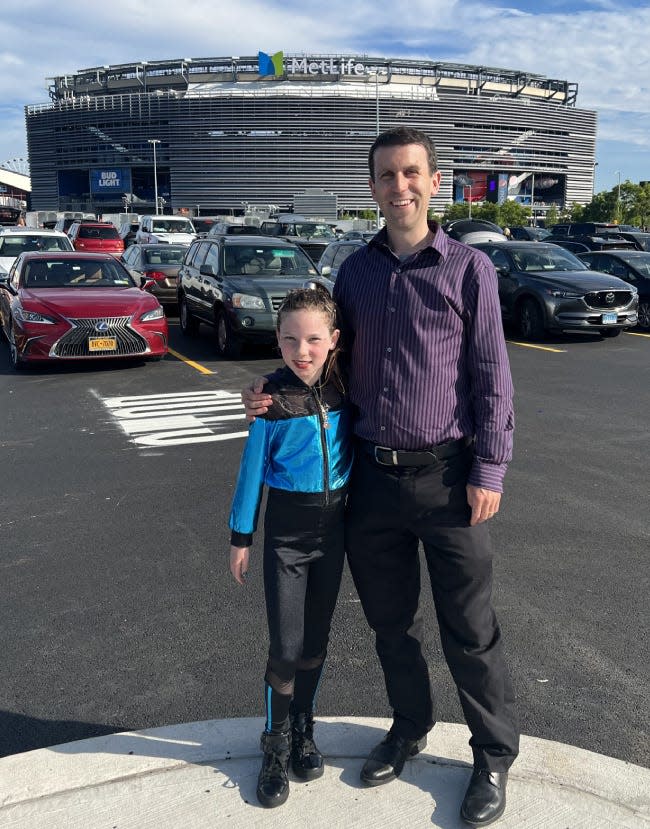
[90,168,131,195]
[258,51,368,77]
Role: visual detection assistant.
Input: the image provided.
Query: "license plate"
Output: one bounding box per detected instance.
[88,337,117,351]
[601,313,617,324]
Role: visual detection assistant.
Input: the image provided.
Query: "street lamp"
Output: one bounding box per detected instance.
[615,170,621,222]
[368,71,387,229]
[148,139,161,214]
[530,172,536,226]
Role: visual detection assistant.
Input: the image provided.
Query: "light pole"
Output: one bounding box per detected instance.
[530,172,536,226]
[148,139,160,214]
[468,183,473,219]
[615,170,621,223]
[368,71,386,229]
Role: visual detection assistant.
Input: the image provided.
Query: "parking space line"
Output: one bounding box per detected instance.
[505,340,567,353]
[625,331,650,339]
[167,347,214,375]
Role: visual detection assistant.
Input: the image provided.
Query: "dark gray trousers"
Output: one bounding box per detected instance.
[345,445,519,771]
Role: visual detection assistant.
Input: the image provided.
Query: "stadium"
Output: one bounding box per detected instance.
[25,53,597,218]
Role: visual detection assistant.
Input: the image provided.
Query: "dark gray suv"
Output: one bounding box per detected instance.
[177,235,332,357]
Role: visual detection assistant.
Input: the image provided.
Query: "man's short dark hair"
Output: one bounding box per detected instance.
[368,127,438,180]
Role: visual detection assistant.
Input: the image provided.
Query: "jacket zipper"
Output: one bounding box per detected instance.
[311,386,331,506]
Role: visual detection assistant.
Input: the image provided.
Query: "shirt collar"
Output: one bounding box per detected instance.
[369,220,449,262]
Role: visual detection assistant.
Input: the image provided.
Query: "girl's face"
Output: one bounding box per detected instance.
[277,308,339,386]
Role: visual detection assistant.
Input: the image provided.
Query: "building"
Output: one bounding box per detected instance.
[25,54,597,217]
[0,164,31,224]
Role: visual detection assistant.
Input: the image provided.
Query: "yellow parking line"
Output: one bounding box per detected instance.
[506,340,567,353]
[625,331,650,338]
[167,347,214,375]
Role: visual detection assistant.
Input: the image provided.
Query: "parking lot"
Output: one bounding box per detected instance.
[1,318,648,768]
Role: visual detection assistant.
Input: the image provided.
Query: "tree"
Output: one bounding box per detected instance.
[545,204,559,227]
[498,200,531,227]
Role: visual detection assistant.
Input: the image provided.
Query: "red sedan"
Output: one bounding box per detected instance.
[0,252,168,369]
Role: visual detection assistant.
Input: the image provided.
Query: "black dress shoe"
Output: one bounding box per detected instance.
[460,769,508,826]
[257,731,291,808]
[360,730,427,786]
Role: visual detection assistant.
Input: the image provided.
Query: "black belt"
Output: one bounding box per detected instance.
[360,437,472,467]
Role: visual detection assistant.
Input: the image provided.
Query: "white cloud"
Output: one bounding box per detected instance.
[1,0,646,187]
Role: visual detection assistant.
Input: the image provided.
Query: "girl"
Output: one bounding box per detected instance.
[228,286,352,809]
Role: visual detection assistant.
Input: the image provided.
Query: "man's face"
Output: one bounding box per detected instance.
[369,143,441,235]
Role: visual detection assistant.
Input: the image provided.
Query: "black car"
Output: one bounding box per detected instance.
[471,241,638,340]
[443,219,505,240]
[578,250,650,330]
[547,222,637,252]
[508,226,551,241]
[177,235,332,357]
[118,220,140,248]
[318,239,367,281]
[121,243,188,306]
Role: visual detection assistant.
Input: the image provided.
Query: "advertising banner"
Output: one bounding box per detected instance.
[90,168,132,195]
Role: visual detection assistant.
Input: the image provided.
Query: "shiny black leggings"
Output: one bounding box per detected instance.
[263,487,346,705]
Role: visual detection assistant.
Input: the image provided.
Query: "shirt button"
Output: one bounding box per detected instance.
[389,307,396,312]
[386,347,392,353]
[380,426,386,431]
[383,386,388,392]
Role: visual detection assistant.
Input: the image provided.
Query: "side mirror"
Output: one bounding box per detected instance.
[200,264,216,277]
[496,264,511,276]
[320,265,332,276]
[0,273,9,287]
[142,278,156,292]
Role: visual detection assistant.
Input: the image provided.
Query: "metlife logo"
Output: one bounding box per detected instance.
[257,51,369,78]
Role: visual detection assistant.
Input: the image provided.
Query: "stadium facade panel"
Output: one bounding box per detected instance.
[25,54,597,216]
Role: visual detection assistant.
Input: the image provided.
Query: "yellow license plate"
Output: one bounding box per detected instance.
[88,337,117,352]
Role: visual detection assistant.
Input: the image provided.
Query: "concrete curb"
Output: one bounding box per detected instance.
[1,718,648,828]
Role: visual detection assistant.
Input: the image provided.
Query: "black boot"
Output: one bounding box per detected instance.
[257,731,290,808]
[290,712,324,780]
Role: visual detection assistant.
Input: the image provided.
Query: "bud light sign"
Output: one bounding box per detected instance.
[90,168,131,195]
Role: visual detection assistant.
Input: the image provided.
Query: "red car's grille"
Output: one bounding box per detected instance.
[53,316,147,357]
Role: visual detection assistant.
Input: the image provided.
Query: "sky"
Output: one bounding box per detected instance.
[1,0,648,195]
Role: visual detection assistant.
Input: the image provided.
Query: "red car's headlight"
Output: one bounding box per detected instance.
[15,307,56,324]
[140,307,165,321]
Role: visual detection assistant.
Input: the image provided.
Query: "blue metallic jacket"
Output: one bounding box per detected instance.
[229,366,353,546]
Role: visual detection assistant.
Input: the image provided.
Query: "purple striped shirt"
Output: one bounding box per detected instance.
[333,222,514,492]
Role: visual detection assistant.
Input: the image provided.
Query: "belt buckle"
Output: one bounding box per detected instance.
[374,445,398,465]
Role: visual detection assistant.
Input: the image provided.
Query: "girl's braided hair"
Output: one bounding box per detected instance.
[276,284,345,392]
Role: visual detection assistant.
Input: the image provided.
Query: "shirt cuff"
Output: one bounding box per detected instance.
[467,458,508,493]
[230,530,253,548]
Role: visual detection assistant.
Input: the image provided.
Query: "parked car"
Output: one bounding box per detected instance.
[318,239,367,281]
[340,230,376,242]
[577,250,650,330]
[602,230,650,252]
[546,239,591,255]
[508,226,551,241]
[547,222,637,251]
[0,252,167,369]
[121,243,187,306]
[177,235,331,358]
[0,228,73,272]
[259,214,335,263]
[442,219,507,244]
[471,241,638,340]
[136,215,197,245]
[191,217,219,237]
[67,222,124,256]
[119,219,141,248]
[207,222,262,237]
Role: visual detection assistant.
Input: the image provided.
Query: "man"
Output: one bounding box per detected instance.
[244,126,518,826]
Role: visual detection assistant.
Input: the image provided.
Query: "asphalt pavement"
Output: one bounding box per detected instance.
[1,319,649,785]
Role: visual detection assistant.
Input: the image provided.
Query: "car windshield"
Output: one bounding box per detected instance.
[511,246,586,272]
[291,223,334,239]
[152,219,194,233]
[78,226,120,240]
[0,235,70,255]
[145,247,186,265]
[24,258,135,288]
[223,245,318,276]
[614,253,650,277]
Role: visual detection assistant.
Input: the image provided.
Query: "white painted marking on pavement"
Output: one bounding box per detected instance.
[99,390,249,448]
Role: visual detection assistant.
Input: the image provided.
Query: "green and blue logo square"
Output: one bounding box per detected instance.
[258,51,284,77]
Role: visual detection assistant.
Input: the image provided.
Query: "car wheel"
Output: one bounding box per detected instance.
[8,325,25,370]
[179,295,200,336]
[637,300,650,330]
[216,310,242,358]
[518,298,545,340]
[600,328,621,338]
